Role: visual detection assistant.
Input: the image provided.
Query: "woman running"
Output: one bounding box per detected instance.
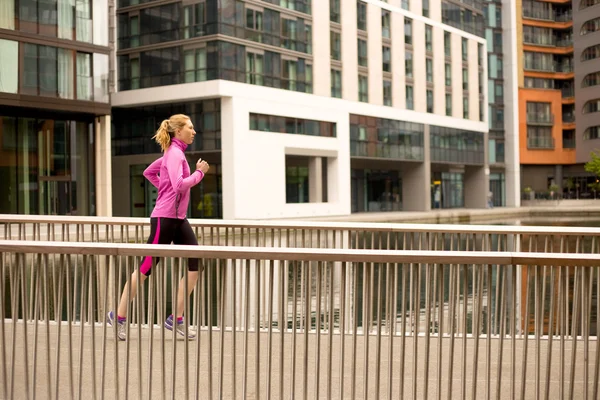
[108,114,209,340]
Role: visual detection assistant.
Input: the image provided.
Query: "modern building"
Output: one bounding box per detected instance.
[111,0,520,220]
[0,0,113,216]
[0,0,521,218]
[518,0,600,198]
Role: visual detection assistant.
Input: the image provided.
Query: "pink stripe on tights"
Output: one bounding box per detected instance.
[140,219,161,275]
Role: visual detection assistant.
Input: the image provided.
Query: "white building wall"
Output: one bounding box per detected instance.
[502,0,521,207]
[367,2,383,105]
[311,0,330,97]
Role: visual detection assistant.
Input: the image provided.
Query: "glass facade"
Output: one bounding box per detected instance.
[430,126,485,164]
[442,0,485,37]
[0,111,96,215]
[351,169,402,213]
[250,114,336,137]
[0,0,94,42]
[350,115,424,161]
[118,40,312,93]
[112,99,221,156]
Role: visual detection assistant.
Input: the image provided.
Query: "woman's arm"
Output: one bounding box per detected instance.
[143,157,163,188]
[167,151,204,193]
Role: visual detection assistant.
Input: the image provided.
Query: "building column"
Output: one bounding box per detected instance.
[95,115,112,216]
[403,125,431,211]
[464,165,489,208]
[309,157,323,203]
[554,164,563,190]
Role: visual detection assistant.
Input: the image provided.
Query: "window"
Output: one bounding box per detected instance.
[462,68,468,90]
[405,18,413,45]
[331,69,342,98]
[184,48,208,83]
[130,57,140,89]
[582,44,600,62]
[580,0,600,10]
[76,52,92,100]
[357,1,367,31]
[382,10,391,39]
[245,7,263,43]
[446,93,452,116]
[282,59,298,90]
[427,90,433,113]
[183,2,206,39]
[462,38,468,61]
[0,40,18,94]
[479,100,484,121]
[583,126,600,140]
[402,0,409,10]
[425,58,433,83]
[527,126,553,148]
[330,0,340,23]
[405,51,413,78]
[304,24,312,54]
[382,46,391,72]
[523,51,554,71]
[250,113,336,137]
[286,156,309,204]
[277,0,311,15]
[463,96,469,118]
[524,77,554,89]
[330,31,341,60]
[306,64,313,93]
[478,43,483,66]
[444,32,451,57]
[430,126,485,165]
[350,114,424,161]
[358,39,368,67]
[359,75,368,102]
[406,85,414,110]
[445,63,451,86]
[281,18,298,51]
[245,51,263,85]
[383,80,392,106]
[526,102,552,124]
[423,0,430,17]
[583,99,600,114]
[581,17,600,36]
[583,72,600,88]
[425,25,433,52]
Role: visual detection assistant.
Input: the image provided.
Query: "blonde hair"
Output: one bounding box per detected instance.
[152,114,190,152]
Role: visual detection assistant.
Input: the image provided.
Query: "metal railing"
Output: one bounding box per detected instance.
[5,215,600,253]
[527,114,554,125]
[527,136,555,149]
[1,241,599,399]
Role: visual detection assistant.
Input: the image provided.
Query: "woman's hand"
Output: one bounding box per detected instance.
[196,158,210,174]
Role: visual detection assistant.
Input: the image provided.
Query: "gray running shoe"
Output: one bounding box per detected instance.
[107,311,126,341]
[164,315,196,340]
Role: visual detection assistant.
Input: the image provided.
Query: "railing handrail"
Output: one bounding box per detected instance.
[2,240,600,266]
[4,213,600,235]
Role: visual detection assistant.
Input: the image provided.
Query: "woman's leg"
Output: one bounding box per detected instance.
[116,217,172,318]
[117,271,149,318]
[173,219,200,318]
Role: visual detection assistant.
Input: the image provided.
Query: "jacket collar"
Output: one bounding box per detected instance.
[171,137,187,151]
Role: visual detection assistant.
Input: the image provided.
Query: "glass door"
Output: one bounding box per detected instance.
[38,177,72,215]
[37,120,72,215]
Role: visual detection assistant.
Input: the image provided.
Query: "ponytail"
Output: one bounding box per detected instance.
[152,114,190,152]
[153,119,172,152]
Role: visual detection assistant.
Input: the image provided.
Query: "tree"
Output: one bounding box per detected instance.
[584,150,600,177]
[584,151,600,199]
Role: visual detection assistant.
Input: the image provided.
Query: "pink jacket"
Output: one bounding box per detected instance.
[143,138,204,219]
